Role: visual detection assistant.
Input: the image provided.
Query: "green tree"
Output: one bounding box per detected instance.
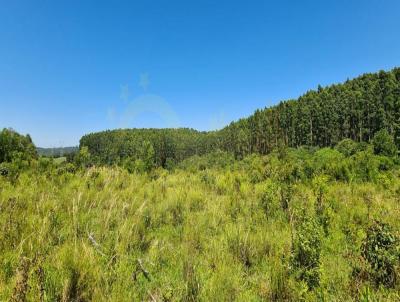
[372,129,397,157]
[137,140,155,172]
[75,146,91,168]
[335,138,359,157]
[0,128,37,163]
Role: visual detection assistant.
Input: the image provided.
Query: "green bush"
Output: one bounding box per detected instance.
[74,146,92,168]
[372,129,397,157]
[335,138,360,157]
[291,215,322,289]
[38,157,54,172]
[312,148,345,179]
[0,162,10,176]
[361,221,399,288]
[351,150,380,182]
[0,162,20,183]
[259,180,279,217]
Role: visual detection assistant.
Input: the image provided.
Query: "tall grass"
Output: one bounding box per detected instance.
[0,153,399,301]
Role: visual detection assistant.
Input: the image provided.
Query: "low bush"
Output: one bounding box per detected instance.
[361,221,399,288]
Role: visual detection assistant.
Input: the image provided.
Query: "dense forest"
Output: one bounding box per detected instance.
[224,68,400,156]
[1,68,400,301]
[80,128,220,169]
[80,68,400,168]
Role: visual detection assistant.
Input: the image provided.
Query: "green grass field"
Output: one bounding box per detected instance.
[1,149,399,301]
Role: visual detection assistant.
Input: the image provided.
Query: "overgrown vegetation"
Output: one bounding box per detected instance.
[1,129,399,301]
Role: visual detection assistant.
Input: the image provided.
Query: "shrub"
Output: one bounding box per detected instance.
[0,162,10,176]
[352,150,379,182]
[259,180,279,217]
[291,215,322,289]
[361,221,399,288]
[312,175,332,234]
[0,162,19,183]
[38,157,54,172]
[74,146,92,168]
[280,183,293,212]
[199,171,216,188]
[57,162,76,174]
[312,148,345,179]
[372,129,397,157]
[336,138,360,157]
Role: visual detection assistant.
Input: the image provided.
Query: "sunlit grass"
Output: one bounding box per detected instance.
[1,153,399,301]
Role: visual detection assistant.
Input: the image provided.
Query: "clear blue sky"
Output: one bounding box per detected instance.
[1,0,400,147]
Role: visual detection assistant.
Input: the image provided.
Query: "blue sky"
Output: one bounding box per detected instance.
[1,0,400,147]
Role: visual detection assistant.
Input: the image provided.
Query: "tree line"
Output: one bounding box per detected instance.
[221,68,400,158]
[79,68,400,167]
[79,128,220,169]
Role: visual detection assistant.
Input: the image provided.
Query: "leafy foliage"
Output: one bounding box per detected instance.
[335,138,362,157]
[361,221,399,288]
[0,129,37,182]
[0,128,37,164]
[291,215,323,289]
[372,129,397,157]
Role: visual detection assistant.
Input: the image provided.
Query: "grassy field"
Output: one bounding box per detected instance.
[1,149,399,301]
[53,157,67,165]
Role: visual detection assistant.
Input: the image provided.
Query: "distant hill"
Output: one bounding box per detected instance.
[37,146,78,157]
